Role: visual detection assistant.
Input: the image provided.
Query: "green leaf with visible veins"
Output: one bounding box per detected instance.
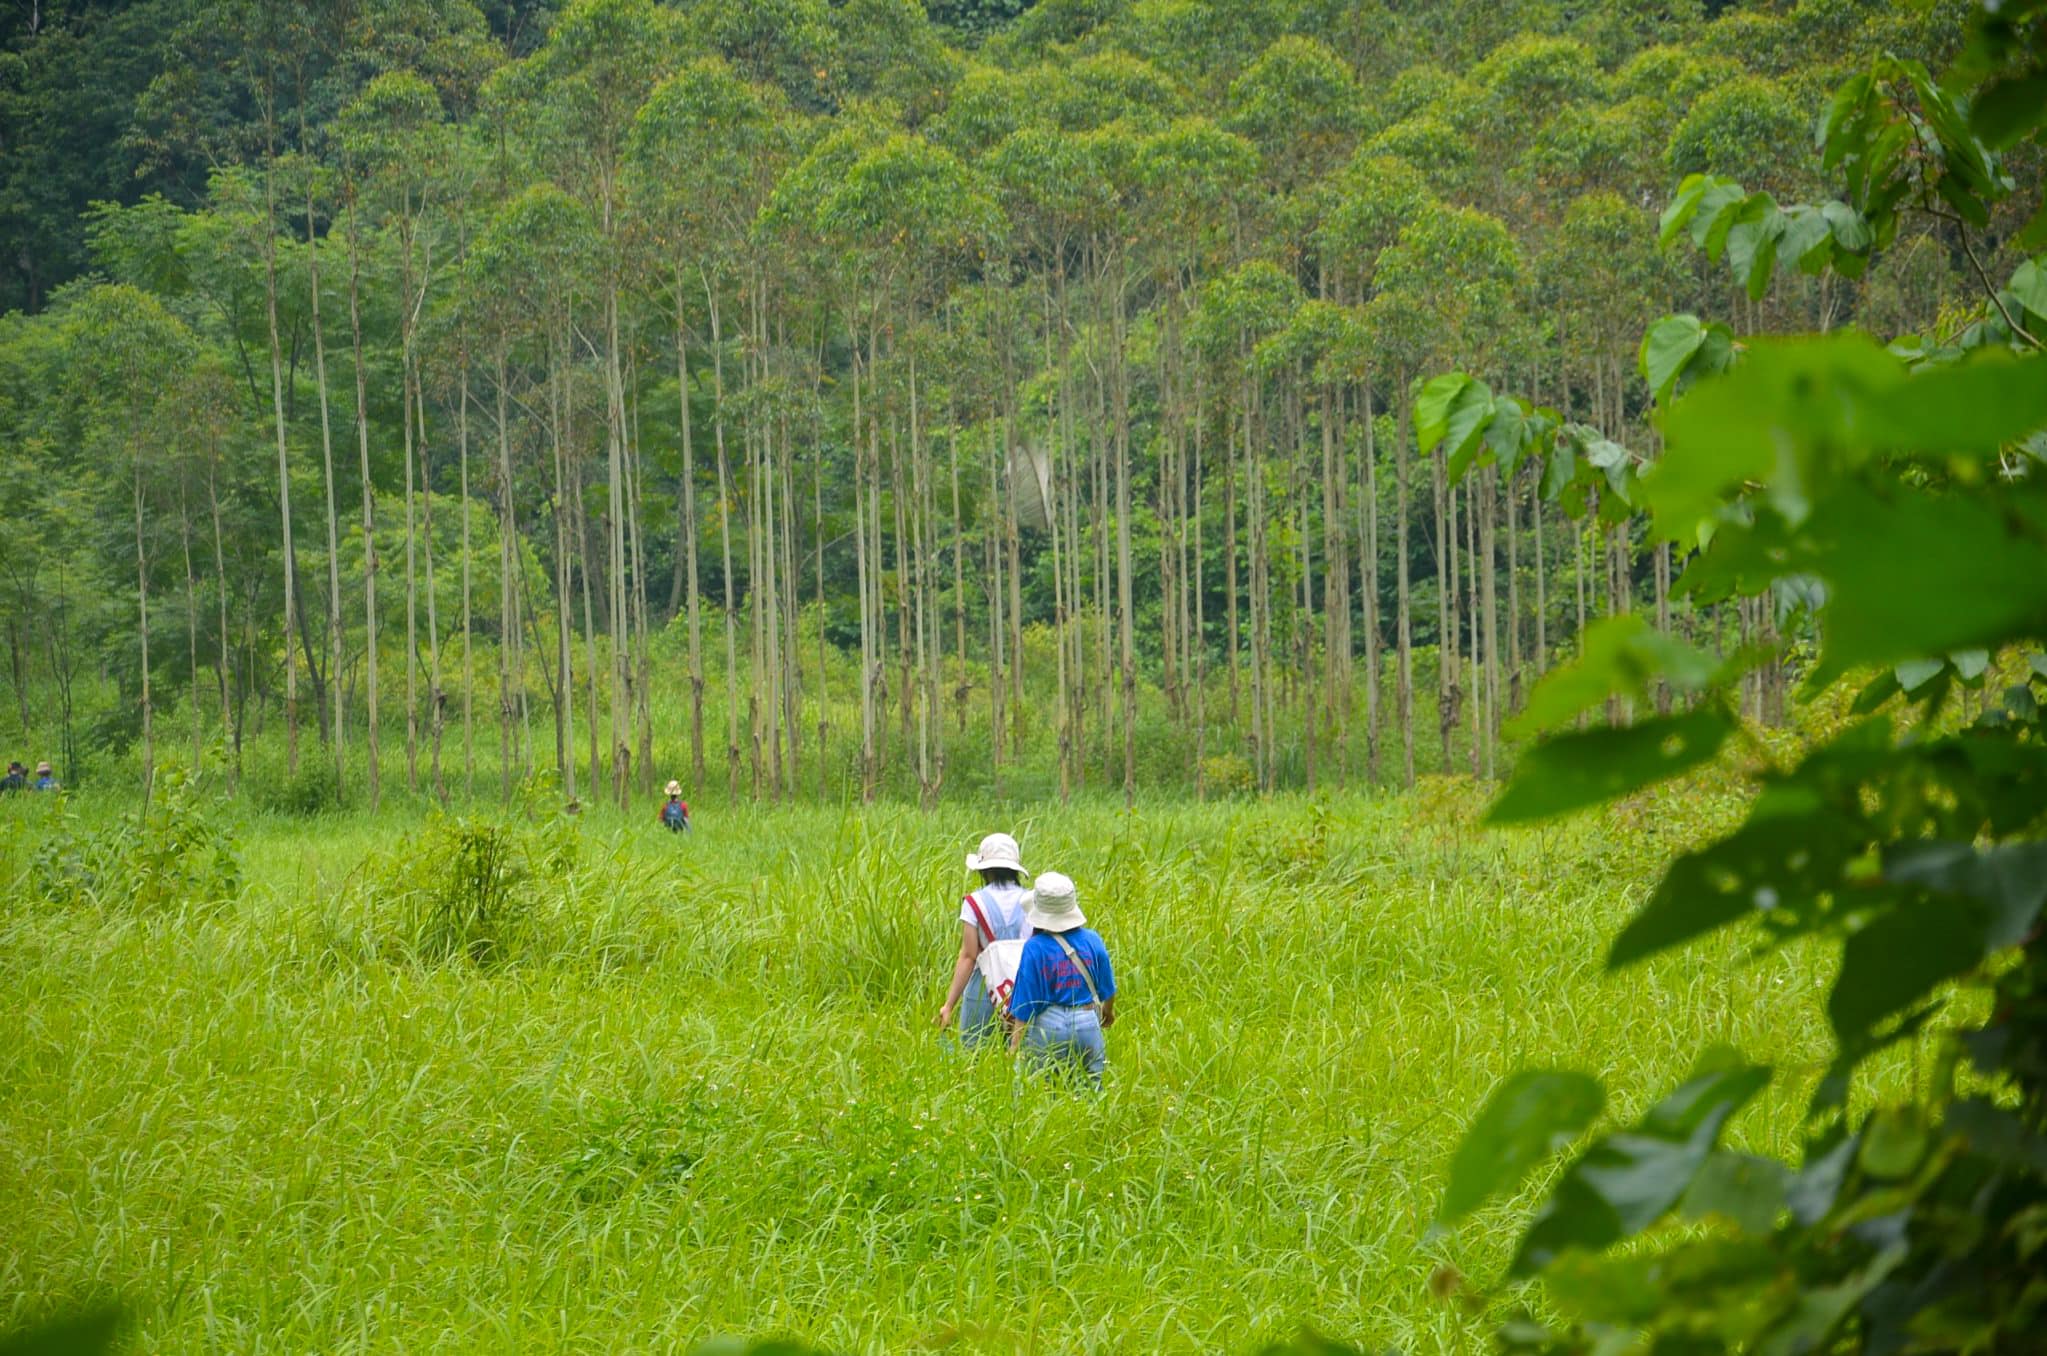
[1488,709,1731,825]
[1436,1071,1605,1226]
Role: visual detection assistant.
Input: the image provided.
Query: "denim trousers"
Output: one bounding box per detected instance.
[1021,1004,1106,1089]
[957,973,1001,1049]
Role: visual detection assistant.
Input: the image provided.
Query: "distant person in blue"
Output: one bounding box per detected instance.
[658,780,690,832]
[31,761,57,792]
[1006,871,1116,1090]
[0,761,25,792]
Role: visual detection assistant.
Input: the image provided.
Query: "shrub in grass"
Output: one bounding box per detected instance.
[20,769,239,914]
[243,748,344,816]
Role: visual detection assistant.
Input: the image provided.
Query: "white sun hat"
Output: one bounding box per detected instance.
[665,780,683,797]
[964,831,1027,876]
[1024,871,1085,931]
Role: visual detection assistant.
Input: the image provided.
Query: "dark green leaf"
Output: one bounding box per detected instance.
[1884,840,2047,949]
[1511,615,1720,735]
[1829,898,1990,1042]
[2010,258,2047,323]
[1511,1065,1769,1276]
[1974,72,2047,148]
[1488,710,1730,826]
[0,1308,125,1356]
[1436,1071,1605,1226]
[1857,1107,1929,1180]
[1681,1152,1790,1235]
[1609,804,1861,968]
[1641,314,1706,406]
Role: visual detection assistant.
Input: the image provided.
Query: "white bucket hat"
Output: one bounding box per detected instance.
[665,780,683,797]
[1024,871,1085,931]
[965,831,1027,876]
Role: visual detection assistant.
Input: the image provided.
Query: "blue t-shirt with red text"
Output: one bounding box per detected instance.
[1007,927,1115,1023]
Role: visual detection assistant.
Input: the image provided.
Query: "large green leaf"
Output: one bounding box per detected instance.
[1640,314,1706,406]
[1487,709,1730,826]
[1681,1151,1790,1235]
[1801,480,2047,685]
[1512,615,1720,735]
[1511,1064,1770,1276]
[2010,257,2047,323]
[1436,1071,1605,1225]
[1828,898,1990,1042]
[1647,333,1903,541]
[1608,804,1861,968]
[1883,840,2047,949]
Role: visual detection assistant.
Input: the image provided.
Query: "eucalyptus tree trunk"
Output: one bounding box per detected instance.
[1434,447,1456,775]
[303,163,344,796]
[673,271,705,788]
[344,183,380,810]
[134,463,153,811]
[1112,284,1136,809]
[707,281,740,799]
[1360,376,1382,786]
[1395,382,1416,788]
[853,327,875,801]
[207,450,234,786]
[1224,386,1241,729]
[1481,468,1500,779]
[1533,471,1548,680]
[604,285,630,806]
[179,488,199,774]
[259,143,299,777]
[1192,372,1207,798]
[458,364,474,797]
[545,340,577,804]
[497,350,521,801]
[411,333,445,804]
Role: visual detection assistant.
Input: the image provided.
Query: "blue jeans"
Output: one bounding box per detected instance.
[957,973,1001,1050]
[1021,1005,1105,1090]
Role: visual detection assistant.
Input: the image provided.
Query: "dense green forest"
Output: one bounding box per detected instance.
[0,0,2032,810]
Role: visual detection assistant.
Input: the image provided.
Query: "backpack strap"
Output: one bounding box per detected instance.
[964,892,996,945]
[1050,932,1103,1007]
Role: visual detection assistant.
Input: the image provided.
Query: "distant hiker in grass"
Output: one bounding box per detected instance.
[658,781,690,833]
[31,761,57,792]
[935,832,1032,1049]
[1,761,24,792]
[1008,871,1116,1091]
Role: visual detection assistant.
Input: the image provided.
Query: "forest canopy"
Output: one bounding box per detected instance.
[0,0,2035,811]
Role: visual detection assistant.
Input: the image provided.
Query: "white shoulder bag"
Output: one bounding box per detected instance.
[965,893,1024,1017]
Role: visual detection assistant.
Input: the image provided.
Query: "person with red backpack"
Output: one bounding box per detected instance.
[657,780,690,833]
[933,832,1032,1049]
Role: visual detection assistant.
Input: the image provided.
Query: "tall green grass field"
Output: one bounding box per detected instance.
[2,785,1850,1352]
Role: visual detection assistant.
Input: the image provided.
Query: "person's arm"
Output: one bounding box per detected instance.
[933,921,982,1028]
[1100,995,1116,1028]
[1009,1018,1026,1053]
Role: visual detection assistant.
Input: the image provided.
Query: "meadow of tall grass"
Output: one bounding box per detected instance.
[1,778,1862,1353]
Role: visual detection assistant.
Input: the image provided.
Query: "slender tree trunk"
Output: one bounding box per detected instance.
[344,184,379,810]
[180,488,200,774]
[304,161,344,797]
[497,350,520,801]
[134,464,153,810]
[459,365,474,797]
[259,138,299,777]
[674,272,705,789]
[707,281,741,800]
[1395,381,1415,789]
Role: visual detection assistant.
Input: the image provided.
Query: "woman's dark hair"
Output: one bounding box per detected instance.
[978,867,1020,885]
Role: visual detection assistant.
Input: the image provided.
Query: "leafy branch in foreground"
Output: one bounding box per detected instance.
[1426,6,2047,1351]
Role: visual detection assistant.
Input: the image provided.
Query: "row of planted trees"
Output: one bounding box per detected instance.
[2,0,2004,809]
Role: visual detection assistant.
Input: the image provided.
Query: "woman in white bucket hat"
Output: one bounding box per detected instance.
[934,832,1033,1048]
[1005,871,1117,1089]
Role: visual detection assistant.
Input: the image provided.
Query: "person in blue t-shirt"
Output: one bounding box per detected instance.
[1006,870,1116,1090]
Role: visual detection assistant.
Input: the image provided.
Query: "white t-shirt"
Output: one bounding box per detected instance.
[960,880,1033,943]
